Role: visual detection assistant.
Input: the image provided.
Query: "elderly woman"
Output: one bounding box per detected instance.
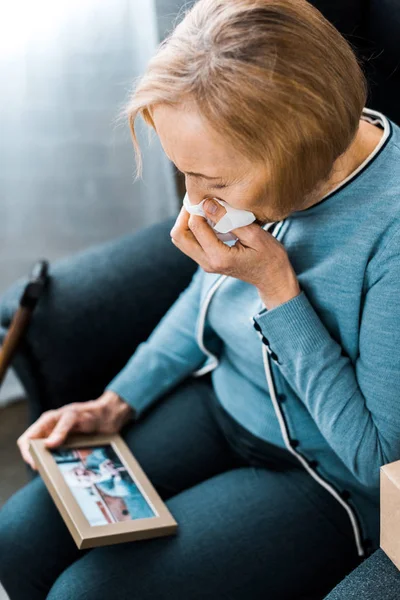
[1,0,399,598]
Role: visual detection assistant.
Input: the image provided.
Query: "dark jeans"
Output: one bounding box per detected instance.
[0,372,362,600]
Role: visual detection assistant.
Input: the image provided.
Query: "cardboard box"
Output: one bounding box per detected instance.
[381,460,400,570]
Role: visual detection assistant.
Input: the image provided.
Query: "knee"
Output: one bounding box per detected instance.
[47,568,103,600]
[0,487,32,589]
[0,486,27,553]
[0,476,56,595]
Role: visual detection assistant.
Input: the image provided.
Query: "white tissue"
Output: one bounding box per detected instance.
[183,192,257,245]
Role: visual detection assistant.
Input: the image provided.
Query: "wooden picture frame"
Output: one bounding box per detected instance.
[29,432,178,549]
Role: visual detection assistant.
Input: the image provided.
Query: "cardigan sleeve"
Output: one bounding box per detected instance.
[105,266,221,420]
[252,226,400,488]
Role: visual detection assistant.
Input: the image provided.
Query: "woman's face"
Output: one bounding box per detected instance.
[151,102,284,224]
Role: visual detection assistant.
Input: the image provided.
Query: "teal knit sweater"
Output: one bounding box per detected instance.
[107,107,400,558]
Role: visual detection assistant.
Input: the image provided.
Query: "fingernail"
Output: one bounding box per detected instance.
[45,435,59,445]
[205,199,217,214]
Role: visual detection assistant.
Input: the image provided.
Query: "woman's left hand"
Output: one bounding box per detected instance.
[170,198,302,310]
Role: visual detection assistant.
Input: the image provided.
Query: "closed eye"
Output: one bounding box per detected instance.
[209,182,229,189]
[174,166,229,189]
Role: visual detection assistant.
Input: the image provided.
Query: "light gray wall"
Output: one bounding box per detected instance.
[0,0,196,405]
[0,0,181,296]
[155,0,196,41]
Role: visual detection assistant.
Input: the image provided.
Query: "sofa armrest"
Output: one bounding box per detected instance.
[0,323,43,425]
[323,548,400,599]
[0,217,197,422]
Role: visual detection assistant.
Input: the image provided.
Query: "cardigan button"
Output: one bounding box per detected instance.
[277,394,286,403]
[341,490,351,500]
[261,335,270,347]
[309,460,319,469]
[270,350,280,363]
[253,320,262,333]
[291,439,300,448]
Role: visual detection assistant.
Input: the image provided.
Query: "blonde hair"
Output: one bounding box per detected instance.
[125,0,367,213]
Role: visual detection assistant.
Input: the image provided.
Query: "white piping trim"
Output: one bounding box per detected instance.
[260,343,365,558]
[321,107,390,200]
[191,216,366,557]
[192,220,283,377]
[192,274,226,377]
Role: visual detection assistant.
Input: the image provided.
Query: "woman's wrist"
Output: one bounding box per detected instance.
[98,390,135,427]
[257,271,302,310]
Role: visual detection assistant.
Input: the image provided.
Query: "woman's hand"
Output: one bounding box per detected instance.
[170,199,301,310]
[17,391,134,470]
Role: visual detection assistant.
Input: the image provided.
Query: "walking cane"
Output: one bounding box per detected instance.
[0,260,50,388]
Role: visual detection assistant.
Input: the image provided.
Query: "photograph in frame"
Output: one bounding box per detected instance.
[29,432,178,549]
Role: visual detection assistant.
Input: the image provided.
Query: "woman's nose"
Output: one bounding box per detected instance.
[184,182,211,206]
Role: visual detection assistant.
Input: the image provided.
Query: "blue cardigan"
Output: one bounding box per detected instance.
[107,108,400,559]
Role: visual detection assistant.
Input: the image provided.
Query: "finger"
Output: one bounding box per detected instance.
[170,207,209,263]
[27,447,37,471]
[188,211,231,260]
[172,200,233,269]
[44,409,78,447]
[202,198,227,225]
[17,411,59,468]
[170,205,193,239]
[170,221,211,266]
[203,198,263,247]
[21,438,37,470]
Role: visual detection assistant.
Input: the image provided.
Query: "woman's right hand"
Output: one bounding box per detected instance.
[16,391,134,470]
